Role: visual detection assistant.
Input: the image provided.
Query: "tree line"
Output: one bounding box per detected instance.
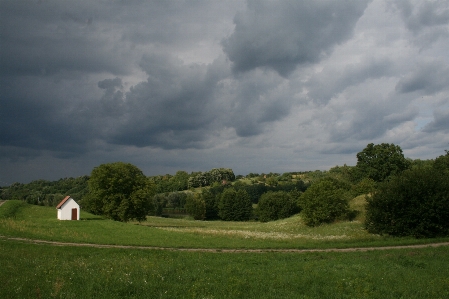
[1,143,448,238]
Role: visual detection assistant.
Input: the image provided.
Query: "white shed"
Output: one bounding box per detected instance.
[56,196,80,220]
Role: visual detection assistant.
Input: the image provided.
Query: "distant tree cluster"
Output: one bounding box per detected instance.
[0,176,89,206]
[187,168,236,188]
[148,171,190,193]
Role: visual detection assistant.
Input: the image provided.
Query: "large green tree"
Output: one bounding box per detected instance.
[356,143,410,182]
[83,162,153,222]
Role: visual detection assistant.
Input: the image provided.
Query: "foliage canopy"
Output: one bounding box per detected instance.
[365,163,449,237]
[257,191,299,222]
[299,178,352,227]
[83,162,153,222]
[356,143,410,182]
[218,188,252,221]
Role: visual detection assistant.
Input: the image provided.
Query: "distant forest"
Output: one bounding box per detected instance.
[0,155,435,208]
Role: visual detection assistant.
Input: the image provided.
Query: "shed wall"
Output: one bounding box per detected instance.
[57,198,79,220]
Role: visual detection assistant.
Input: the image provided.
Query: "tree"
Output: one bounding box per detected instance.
[185,193,206,220]
[257,191,299,222]
[355,143,411,182]
[83,162,153,222]
[433,150,449,173]
[299,178,352,227]
[218,188,253,221]
[365,167,449,237]
[201,189,220,220]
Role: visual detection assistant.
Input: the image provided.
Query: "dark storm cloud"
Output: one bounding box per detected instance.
[105,54,227,149]
[0,1,131,77]
[0,74,98,157]
[1,0,449,184]
[395,60,449,94]
[222,0,371,76]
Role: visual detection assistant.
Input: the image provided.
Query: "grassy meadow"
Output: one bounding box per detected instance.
[1,200,449,298]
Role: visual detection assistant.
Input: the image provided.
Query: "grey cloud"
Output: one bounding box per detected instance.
[307,57,393,104]
[0,74,98,157]
[424,109,449,133]
[103,57,293,146]
[105,54,225,149]
[394,0,449,33]
[328,101,419,142]
[223,70,292,137]
[0,1,132,77]
[222,0,371,76]
[392,0,449,46]
[395,60,449,94]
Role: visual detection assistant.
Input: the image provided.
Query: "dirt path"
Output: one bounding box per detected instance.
[0,200,6,207]
[1,235,448,253]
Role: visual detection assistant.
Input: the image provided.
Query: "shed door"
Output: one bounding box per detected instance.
[71,208,77,220]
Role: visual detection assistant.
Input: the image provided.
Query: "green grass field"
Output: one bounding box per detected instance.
[1,200,449,298]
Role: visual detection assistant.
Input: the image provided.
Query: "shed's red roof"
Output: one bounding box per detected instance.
[56,196,71,209]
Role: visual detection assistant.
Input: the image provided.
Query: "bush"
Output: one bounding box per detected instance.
[299,178,352,226]
[257,191,299,222]
[365,167,449,237]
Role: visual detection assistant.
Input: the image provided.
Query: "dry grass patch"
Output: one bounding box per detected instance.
[158,226,350,240]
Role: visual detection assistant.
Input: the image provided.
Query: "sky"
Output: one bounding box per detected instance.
[1,0,449,185]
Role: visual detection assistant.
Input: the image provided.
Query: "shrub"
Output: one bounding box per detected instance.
[365,167,449,237]
[258,191,299,222]
[299,178,352,227]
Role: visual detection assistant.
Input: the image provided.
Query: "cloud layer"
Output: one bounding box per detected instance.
[1,0,448,183]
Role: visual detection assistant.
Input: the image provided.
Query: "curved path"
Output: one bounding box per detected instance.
[1,235,448,253]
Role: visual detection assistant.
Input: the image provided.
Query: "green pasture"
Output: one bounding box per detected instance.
[1,200,449,298]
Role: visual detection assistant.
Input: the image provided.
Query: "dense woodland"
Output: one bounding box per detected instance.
[1,143,448,237]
